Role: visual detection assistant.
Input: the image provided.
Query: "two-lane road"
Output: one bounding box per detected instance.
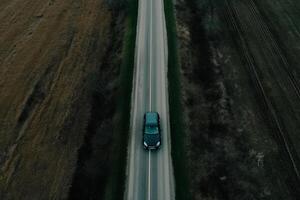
[125,0,175,199]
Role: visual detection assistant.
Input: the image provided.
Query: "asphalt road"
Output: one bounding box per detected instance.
[125,0,175,199]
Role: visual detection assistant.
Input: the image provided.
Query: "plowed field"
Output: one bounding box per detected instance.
[0,0,125,199]
[176,0,300,199]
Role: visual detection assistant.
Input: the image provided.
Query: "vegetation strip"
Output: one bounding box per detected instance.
[104,0,138,199]
[163,0,190,199]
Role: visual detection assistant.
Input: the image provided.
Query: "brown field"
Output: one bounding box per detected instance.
[0,0,125,199]
[176,0,300,199]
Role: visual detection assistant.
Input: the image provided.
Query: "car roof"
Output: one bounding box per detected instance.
[145,112,158,125]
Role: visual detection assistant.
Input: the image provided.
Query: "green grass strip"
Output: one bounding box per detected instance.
[163,0,190,199]
[104,0,138,199]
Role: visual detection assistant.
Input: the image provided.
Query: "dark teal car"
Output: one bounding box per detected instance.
[143,112,161,150]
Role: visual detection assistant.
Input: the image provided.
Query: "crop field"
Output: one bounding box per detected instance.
[176,0,300,199]
[0,0,126,199]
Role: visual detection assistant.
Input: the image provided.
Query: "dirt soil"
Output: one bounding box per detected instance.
[0,0,125,199]
[176,0,300,199]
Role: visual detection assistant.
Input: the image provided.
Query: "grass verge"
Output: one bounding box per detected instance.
[163,0,190,199]
[104,0,138,199]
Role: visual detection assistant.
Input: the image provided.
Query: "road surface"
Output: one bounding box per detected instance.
[125,0,175,199]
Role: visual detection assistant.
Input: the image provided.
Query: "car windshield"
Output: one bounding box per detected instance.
[145,124,159,134]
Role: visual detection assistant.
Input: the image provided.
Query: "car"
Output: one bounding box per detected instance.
[143,112,161,150]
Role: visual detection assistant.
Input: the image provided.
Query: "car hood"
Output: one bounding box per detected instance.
[144,134,160,146]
